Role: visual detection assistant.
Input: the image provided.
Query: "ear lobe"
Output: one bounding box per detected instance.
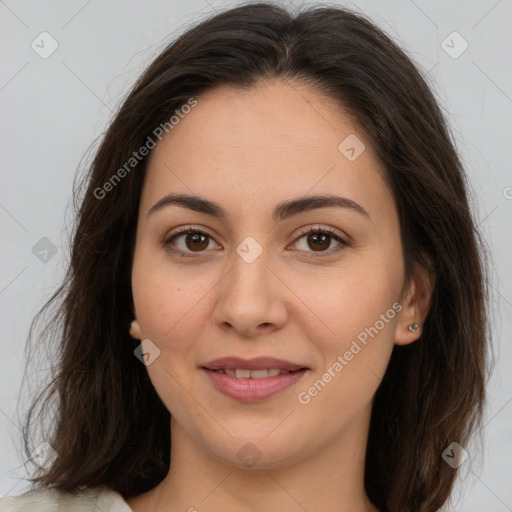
[129,320,141,340]
[395,262,436,346]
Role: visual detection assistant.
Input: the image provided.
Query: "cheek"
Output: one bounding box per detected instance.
[296,261,400,398]
[296,293,397,424]
[298,261,401,342]
[131,251,208,418]
[131,244,212,342]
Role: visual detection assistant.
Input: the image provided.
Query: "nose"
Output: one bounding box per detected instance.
[212,247,289,338]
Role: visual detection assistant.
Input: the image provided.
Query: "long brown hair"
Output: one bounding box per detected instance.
[19,3,492,511]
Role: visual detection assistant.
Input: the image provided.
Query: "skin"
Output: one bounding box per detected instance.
[126,79,434,512]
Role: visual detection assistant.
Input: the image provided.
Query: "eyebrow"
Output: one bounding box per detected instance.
[147,193,370,221]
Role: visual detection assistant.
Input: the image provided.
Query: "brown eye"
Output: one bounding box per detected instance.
[292,227,349,256]
[163,225,349,259]
[183,232,209,251]
[163,227,220,258]
[305,232,332,251]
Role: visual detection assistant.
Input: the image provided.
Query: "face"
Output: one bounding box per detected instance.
[129,79,418,469]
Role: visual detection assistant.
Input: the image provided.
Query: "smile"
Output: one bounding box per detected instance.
[212,368,293,378]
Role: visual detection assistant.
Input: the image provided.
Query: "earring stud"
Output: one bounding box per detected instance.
[408,322,420,333]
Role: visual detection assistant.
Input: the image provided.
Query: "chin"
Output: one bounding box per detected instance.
[200,428,308,470]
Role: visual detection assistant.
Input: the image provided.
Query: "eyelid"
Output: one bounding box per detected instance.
[292,224,349,244]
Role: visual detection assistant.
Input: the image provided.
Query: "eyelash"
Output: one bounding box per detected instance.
[161,224,350,259]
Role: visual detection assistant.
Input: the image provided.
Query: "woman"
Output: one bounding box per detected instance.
[0,2,490,511]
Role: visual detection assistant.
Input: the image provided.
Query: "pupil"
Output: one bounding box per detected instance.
[309,233,329,251]
[187,233,208,251]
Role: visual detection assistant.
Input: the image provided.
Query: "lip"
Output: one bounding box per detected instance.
[202,356,308,372]
[202,367,308,402]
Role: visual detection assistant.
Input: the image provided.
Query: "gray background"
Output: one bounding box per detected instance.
[0,0,511,510]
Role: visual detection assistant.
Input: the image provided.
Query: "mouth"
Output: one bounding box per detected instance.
[200,356,310,402]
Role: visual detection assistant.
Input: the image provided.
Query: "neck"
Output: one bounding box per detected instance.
[132,404,379,512]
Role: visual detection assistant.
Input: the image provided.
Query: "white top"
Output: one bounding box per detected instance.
[0,486,132,511]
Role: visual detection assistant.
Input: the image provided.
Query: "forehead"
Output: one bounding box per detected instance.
[141,79,392,222]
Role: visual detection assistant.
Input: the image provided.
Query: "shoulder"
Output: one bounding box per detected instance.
[0,485,132,512]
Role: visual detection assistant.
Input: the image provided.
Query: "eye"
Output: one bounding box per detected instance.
[162,225,350,258]
[162,225,220,258]
[290,225,350,257]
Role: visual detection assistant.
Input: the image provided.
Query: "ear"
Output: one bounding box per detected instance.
[395,260,436,346]
[129,319,142,340]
